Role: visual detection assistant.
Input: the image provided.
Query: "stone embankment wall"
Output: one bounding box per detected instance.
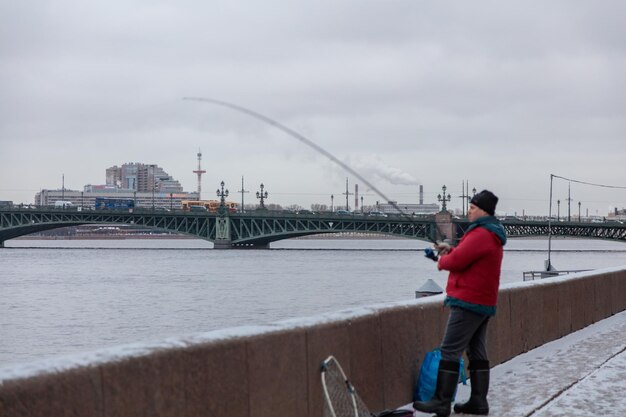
[1,268,625,417]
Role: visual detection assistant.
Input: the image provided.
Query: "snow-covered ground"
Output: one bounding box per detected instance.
[409,309,626,416]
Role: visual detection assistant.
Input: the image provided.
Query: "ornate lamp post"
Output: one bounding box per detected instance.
[578,201,581,222]
[557,199,560,221]
[256,183,268,209]
[472,187,477,197]
[217,181,229,215]
[331,194,334,212]
[438,185,452,212]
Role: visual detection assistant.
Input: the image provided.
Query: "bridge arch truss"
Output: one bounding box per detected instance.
[2,208,625,248]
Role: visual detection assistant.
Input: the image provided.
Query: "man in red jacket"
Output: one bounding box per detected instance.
[414,190,506,417]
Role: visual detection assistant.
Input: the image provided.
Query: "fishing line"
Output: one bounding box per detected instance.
[183,96,440,244]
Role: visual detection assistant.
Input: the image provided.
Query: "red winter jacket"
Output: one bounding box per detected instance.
[438,227,503,307]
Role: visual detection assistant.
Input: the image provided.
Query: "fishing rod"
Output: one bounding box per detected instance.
[183,97,443,251]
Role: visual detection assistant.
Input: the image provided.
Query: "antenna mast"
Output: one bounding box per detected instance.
[193,148,206,200]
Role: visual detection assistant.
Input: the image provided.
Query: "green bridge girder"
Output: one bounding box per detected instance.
[0,208,217,243]
[454,219,626,242]
[500,219,626,241]
[229,211,436,247]
[0,208,438,248]
[1,208,625,248]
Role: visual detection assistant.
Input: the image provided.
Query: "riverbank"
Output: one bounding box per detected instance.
[16,232,408,241]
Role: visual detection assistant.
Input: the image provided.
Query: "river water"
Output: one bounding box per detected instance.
[2,237,626,366]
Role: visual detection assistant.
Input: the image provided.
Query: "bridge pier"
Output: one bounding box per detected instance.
[213,239,232,249]
[435,211,458,242]
[232,242,270,249]
[214,216,232,249]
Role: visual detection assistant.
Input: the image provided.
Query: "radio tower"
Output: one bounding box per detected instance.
[193,149,206,201]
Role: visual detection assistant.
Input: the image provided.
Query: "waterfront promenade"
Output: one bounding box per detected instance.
[409,308,626,416]
[1,266,625,417]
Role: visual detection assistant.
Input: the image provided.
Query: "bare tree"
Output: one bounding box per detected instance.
[311,203,328,212]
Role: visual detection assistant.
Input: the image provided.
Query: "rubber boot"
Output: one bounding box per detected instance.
[413,360,460,417]
[454,360,489,415]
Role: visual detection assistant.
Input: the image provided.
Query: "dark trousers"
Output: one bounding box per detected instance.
[440,307,490,362]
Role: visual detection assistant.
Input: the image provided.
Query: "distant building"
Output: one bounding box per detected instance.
[105,163,183,193]
[373,184,440,215]
[608,208,626,221]
[376,200,440,215]
[35,162,195,209]
[35,188,199,210]
[367,186,440,215]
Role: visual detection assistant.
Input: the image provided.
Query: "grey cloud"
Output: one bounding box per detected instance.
[1,0,625,214]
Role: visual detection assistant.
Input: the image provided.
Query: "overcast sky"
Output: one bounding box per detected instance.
[1,0,625,215]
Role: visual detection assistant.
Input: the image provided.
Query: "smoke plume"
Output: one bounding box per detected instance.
[347,155,420,186]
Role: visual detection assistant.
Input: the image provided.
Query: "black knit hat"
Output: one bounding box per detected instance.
[470,190,498,216]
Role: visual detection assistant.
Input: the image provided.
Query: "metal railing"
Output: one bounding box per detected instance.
[522,269,592,281]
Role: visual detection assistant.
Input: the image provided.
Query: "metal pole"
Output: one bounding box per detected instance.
[567,182,571,221]
[238,176,249,213]
[459,181,463,216]
[345,178,349,211]
[151,165,155,210]
[547,174,554,270]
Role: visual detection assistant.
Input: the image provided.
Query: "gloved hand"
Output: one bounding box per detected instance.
[434,242,452,255]
[424,247,439,262]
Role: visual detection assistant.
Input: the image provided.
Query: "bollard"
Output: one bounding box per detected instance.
[415,279,443,298]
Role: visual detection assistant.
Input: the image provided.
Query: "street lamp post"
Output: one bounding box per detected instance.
[557,199,560,221]
[360,196,364,213]
[438,185,452,212]
[170,193,173,210]
[216,181,229,215]
[256,183,268,209]
[217,181,229,206]
[578,201,581,222]
[331,194,334,212]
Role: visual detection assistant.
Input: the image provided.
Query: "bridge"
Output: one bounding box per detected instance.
[1,207,625,248]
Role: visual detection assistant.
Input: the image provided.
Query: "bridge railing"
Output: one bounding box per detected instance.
[522,269,592,281]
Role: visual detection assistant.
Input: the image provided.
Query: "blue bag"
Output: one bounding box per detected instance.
[414,348,466,401]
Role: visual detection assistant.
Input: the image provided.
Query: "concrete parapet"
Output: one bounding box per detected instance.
[1,267,625,417]
[183,339,248,417]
